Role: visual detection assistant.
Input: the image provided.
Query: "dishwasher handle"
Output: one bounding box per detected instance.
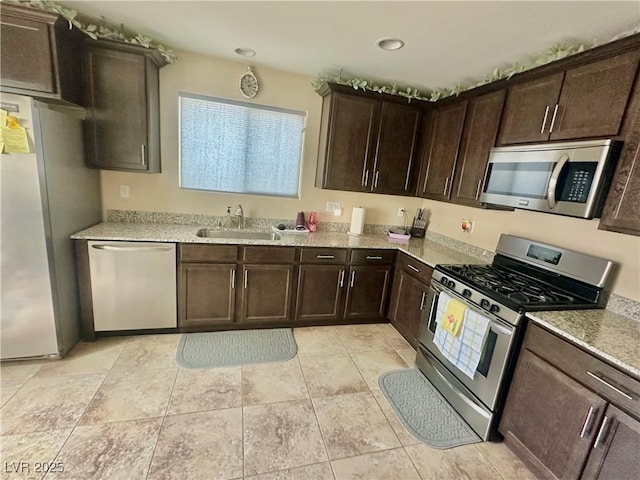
[91,245,174,253]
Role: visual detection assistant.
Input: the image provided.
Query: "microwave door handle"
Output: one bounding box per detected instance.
[547,153,570,209]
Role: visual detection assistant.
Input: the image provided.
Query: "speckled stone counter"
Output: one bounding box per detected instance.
[527,309,640,379]
[71,222,484,268]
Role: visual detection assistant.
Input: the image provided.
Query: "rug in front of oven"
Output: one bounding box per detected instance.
[378,368,481,449]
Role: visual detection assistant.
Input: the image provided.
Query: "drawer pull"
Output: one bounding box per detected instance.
[407,264,420,273]
[349,271,356,288]
[579,406,595,438]
[339,270,345,288]
[593,416,609,449]
[366,256,383,260]
[587,371,633,400]
[316,255,335,259]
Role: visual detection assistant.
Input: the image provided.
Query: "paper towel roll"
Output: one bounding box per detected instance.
[348,206,366,236]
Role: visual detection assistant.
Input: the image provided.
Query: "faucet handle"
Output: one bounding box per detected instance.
[236,205,244,216]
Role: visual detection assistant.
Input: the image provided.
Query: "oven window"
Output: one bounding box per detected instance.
[485,162,554,199]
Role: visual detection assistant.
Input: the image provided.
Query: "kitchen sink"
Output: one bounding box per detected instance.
[195,229,282,241]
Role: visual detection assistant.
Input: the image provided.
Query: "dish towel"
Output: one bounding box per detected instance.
[433,292,491,380]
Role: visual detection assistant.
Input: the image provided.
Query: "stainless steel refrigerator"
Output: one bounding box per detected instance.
[1,93,102,360]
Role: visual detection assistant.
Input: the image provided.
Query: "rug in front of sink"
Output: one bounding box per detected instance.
[176,328,297,368]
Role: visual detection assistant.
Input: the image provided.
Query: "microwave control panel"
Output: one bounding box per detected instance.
[559,162,597,203]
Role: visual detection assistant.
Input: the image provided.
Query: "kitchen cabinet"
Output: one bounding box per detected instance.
[241,264,295,323]
[344,250,394,321]
[387,253,433,347]
[316,83,423,196]
[450,90,506,207]
[0,3,82,104]
[82,38,166,172]
[500,323,640,480]
[497,50,640,145]
[417,100,467,200]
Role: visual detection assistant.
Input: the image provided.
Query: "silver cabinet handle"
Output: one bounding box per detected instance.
[374,171,379,189]
[549,104,559,133]
[366,256,383,260]
[419,291,427,311]
[141,144,146,166]
[580,406,595,438]
[540,105,550,134]
[587,371,633,400]
[363,169,369,187]
[443,176,449,196]
[231,269,236,289]
[244,270,248,289]
[316,255,335,259]
[339,270,345,288]
[407,264,420,273]
[91,245,172,252]
[349,271,356,288]
[593,416,609,449]
[475,179,482,200]
[422,170,428,194]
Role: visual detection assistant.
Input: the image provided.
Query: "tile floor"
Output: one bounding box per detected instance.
[0,324,536,480]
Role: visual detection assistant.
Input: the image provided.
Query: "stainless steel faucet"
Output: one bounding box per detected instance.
[235,205,244,229]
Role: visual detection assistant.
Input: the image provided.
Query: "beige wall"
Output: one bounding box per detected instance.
[100,49,640,302]
[100,50,423,226]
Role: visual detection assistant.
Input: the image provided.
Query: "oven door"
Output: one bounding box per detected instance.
[418,281,517,411]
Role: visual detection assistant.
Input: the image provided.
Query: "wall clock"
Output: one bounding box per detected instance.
[239,66,259,99]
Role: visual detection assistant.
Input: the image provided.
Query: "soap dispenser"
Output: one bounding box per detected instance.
[224,206,233,229]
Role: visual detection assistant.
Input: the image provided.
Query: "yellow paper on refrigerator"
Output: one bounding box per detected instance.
[440,297,466,336]
[1,125,29,153]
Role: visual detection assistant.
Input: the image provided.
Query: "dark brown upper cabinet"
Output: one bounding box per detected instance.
[497,51,640,145]
[82,39,166,173]
[316,83,423,196]
[0,3,82,104]
[451,90,506,207]
[417,100,467,201]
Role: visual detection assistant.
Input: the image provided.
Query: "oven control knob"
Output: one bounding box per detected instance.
[448,280,456,289]
[462,289,472,298]
[480,299,490,309]
[490,304,500,314]
[440,276,448,285]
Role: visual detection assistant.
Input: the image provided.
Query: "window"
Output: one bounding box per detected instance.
[179,92,305,197]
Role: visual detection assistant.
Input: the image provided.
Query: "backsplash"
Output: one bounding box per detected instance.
[105,209,638,321]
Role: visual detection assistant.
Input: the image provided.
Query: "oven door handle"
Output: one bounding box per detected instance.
[419,345,491,419]
[547,153,569,209]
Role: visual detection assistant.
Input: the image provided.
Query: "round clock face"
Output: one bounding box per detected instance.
[240,71,259,99]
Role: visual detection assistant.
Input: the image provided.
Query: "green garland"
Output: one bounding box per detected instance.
[313,27,639,102]
[5,0,177,63]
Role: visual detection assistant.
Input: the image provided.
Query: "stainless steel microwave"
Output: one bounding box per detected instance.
[480,139,622,219]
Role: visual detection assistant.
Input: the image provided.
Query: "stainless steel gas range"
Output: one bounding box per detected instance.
[416,234,614,440]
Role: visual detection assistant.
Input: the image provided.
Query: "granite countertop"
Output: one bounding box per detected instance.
[71,222,483,268]
[527,309,640,379]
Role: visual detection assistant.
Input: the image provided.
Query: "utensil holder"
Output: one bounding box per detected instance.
[411,216,426,238]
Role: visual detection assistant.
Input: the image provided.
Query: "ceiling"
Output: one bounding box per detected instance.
[63,1,640,91]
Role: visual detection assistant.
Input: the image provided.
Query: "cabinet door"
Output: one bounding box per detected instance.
[241,265,294,323]
[387,269,429,347]
[371,102,422,195]
[344,265,391,321]
[322,93,379,192]
[497,73,564,145]
[179,263,236,327]
[550,51,640,141]
[451,90,506,207]
[499,349,607,480]
[581,404,640,480]
[295,265,345,323]
[418,101,467,200]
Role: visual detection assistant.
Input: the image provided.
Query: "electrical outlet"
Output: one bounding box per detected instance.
[461,219,474,233]
[326,201,341,212]
[120,185,130,198]
[397,207,405,217]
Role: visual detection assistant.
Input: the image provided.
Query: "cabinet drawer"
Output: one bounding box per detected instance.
[350,249,395,265]
[525,323,640,417]
[396,252,433,284]
[180,244,238,263]
[300,248,348,264]
[243,246,295,264]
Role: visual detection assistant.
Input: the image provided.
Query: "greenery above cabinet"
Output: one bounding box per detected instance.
[315,82,424,196]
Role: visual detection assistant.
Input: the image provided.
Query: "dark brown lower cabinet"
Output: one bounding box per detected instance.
[387,268,430,347]
[295,265,345,322]
[344,265,391,320]
[179,263,236,327]
[241,264,294,323]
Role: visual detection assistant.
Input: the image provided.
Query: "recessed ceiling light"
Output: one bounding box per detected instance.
[234,48,256,57]
[376,38,405,51]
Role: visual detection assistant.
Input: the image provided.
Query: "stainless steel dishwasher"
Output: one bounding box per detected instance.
[88,241,177,331]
